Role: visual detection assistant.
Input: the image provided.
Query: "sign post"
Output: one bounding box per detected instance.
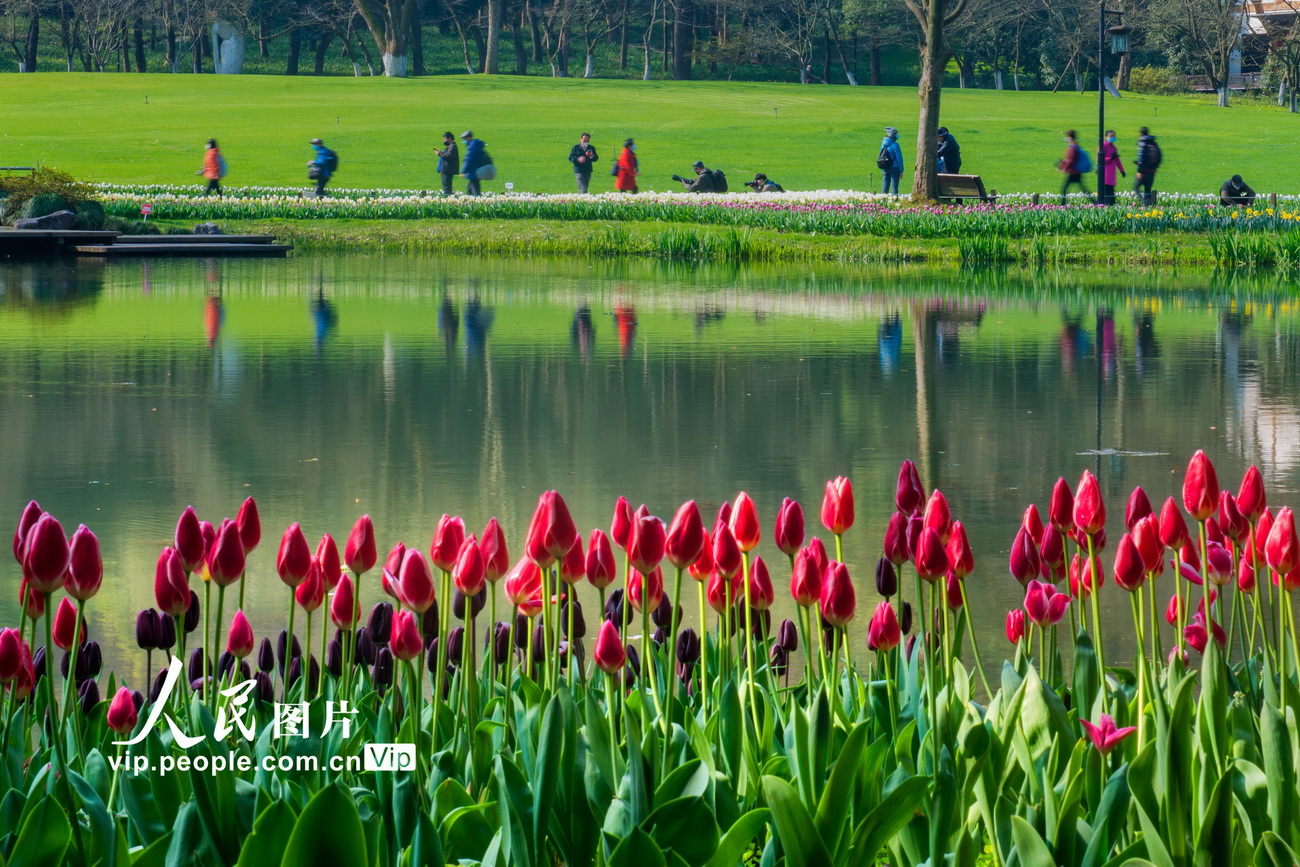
[141,203,154,222]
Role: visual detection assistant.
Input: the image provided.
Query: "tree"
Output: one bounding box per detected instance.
[354,0,415,74]
[1146,0,1243,106]
[902,0,967,200]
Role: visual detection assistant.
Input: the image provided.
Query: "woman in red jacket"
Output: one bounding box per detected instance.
[615,138,639,193]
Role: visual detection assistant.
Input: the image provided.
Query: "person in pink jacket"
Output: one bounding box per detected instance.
[1100,130,1126,206]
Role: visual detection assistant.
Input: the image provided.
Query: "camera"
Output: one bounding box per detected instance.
[743,180,761,189]
[671,174,686,183]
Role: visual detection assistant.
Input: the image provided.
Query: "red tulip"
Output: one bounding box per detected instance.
[611,496,634,552]
[883,512,909,566]
[454,536,487,597]
[175,506,204,574]
[1048,477,1075,533]
[504,559,544,617]
[807,536,830,575]
[1125,487,1153,531]
[1279,565,1300,593]
[1159,498,1190,551]
[1024,579,1069,628]
[1178,545,1203,585]
[430,514,466,574]
[381,542,405,601]
[295,561,325,613]
[155,547,189,617]
[1217,493,1248,547]
[712,524,742,581]
[913,527,949,582]
[586,530,617,590]
[820,477,854,536]
[1073,471,1105,536]
[748,556,775,610]
[559,535,585,585]
[1005,609,1026,644]
[1081,714,1136,756]
[480,518,509,583]
[945,574,964,609]
[276,523,312,588]
[527,491,579,565]
[593,620,626,674]
[820,561,856,627]
[12,500,42,565]
[922,491,952,545]
[1255,508,1275,562]
[790,545,823,607]
[209,520,246,588]
[1184,611,1225,654]
[946,521,974,579]
[628,510,667,576]
[0,628,20,682]
[628,566,664,612]
[868,601,901,652]
[9,642,34,701]
[1205,541,1233,587]
[729,492,761,553]
[774,498,806,558]
[1182,450,1220,523]
[331,573,359,630]
[344,515,377,577]
[398,549,436,613]
[1069,553,1101,599]
[227,610,254,658]
[390,610,422,661]
[107,687,138,736]
[1039,525,1066,578]
[688,530,714,582]
[1238,558,1256,593]
[1112,533,1145,592]
[236,497,261,553]
[199,522,217,573]
[53,596,84,651]
[1238,466,1266,523]
[706,570,730,613]
[20,580,43,621]
[1165,592,1181,625]
[308,534,337,592]
[895,460,925,515]
[1022,505,1045,546]
[23,514,69,595]
[659,501,704,570]
[1267,507,1299,576]
[65,524,103,601]
[1132,514,1164,576]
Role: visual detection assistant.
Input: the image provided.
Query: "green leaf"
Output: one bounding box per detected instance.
[644,796,720,867]
[761,775,832,867]
[1010,815,1057,867]
[844,776,926,867]
[532,694,563,856]
[1193,770,1233,867]
[67,769,119,867]
[813,722,868,859]
[610,827,666,867]
[1260,702,1293,844]
[1254,831,1300,867]
[7,796,71,867]
[233,800,297,867]
[704,808,770,867]
[279,783,369,867]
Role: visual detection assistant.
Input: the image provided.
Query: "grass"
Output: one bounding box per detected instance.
[3,74,1300,196]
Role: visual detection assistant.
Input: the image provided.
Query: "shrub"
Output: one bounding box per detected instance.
[0,167,98,222]
[20,193,68,220]
[1126,65,1187,96]
[75,200,105,230]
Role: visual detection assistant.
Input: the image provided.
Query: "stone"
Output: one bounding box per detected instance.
[14,210,78,231]
[212,21,245,75]
[193,222,223,235]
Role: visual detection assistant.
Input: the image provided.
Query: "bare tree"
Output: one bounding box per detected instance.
[903,0,967,199]
[354,0,415,74]
[1146,0,1243,106]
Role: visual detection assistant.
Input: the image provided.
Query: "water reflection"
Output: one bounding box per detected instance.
[2,255,1300,679]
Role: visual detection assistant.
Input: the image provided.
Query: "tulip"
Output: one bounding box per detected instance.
[821,477,854,536]
[1069,553,1099,600]
[729,492,761,553]
[527,491,579,565]
[706,571,730,614]
[628,566,664,613]
[883,512,910,566]
[946,522,974,579]
[1005,609,1026,644]
[1022,505,1045,545]
[345,515,377,576]
[65,525,103,601]
[454,537,487,597]
[666,501,707,569]
[331,574,359,630]
[106,686,138,736]
[1112,534,1145,592]
[905,514,924,561]
[293,562,324,613]
[628,511,666,576]
[1132,514,1164,575]
[236,497,261,553]
[1081,714,1136,756]
[227,611,254,658]
[175,506,205,574]
[922,491,952,545]
[1217,492,1249,548]
[790,545,823,606]
[611,496,634,551]
[184,589,201,634]
[504,559,544,617]
[157,615,176,650]
[586,530,617,590]
[316,534,341,592]
[52,597,84,651]
[869,601,901,653]
[1073,471,1105,536]
[820,561,856,627]
[12,500,41,565]
[1266,507,1299,575]
[1182,450,1220,523]
[945,574,964,609]
[430,514,466,574]
[1239,558,1256,593]
[677,628,703,669]
[20,580,42,621]
[765,497,804,559]
[381,542,405,602]
[1184,611,1225,653]
[1049,477,1075,533]
[748,556,775,610]
[1039,525,1067,580]
[895,460,925,515]
[712,524,742,581]
[1255,508,1274,563]
[1159,498,1190,551]
[155,548,189,617]
[398,549,437,614]
[1024,579,1069,628]
[913,528,949,583]
[209,521,246,588]
[199,522,216,574]
[1125,487,1153,531]
[11,643,34,701]
[276,524,312,587]
[875,557,897,598]
[1278,566,1300,592]
[1205,542,1233,587]
[480,518,509,583]
[1238,466,1266,523]
[24,514,69,595]
[0,628,21,682]
[389,610,422,661]
[594,620,626,674]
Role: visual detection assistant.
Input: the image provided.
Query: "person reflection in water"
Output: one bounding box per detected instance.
[439,297,459,357]
[204,295,223,348]
[1133,311,1158,378]
[1059,313,1092,374]
[614,304,636,357]
[312,290,338,353]
[878,314,902,374]
[463,297,494,355]
[572,306,595,361]
[1098,312,1118,381]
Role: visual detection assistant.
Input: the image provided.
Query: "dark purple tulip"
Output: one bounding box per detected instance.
[326,640,342,677]
[368,603,393,645]
[217,650,236,680]
[651,596,674,628]
[32,646,45,682]
[78,679,100,715]
[78,642,102,682]
[559,639,583,670]
[355,628,376,666]
[239,661,251,681]
[604,589,625,627]
[875,558,898,598]
[373,647,393,688]
[749,607,771,640]
[514,613,531,650]
[900,601,913,635]
[452,589,486,620]
[130,690,145,712]
[183,590,201,634]
[446,626,465,664]
[769,645,789,678]
[257,638,275,673]
[150,667,168,703]
[623,644,641,686]
[777,619,798,653]
[157,615,176,651]
[490,622,510,665]
[675,628,701,667]
[253,671,274,703]
[531,623,545,663]
[652,626,668,646]
[420,602,439,641]
[286,657,302,691]
[561,599,587,639]
[188,648,206,684]
[276,630,302,673]
[60,650,70,681]
[136,610,160,651]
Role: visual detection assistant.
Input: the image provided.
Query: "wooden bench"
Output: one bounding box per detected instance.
[0,167,37,179]
[937,174,996,204]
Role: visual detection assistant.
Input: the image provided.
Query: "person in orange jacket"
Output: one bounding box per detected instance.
[197,139,226,198]
[614,138,639,193]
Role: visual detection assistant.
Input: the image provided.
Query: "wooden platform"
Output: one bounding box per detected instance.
[0,228,290,257]
[74,242,290,257]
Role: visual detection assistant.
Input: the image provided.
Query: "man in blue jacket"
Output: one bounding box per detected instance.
[879,127,903,195]
[460,130,488,196]
[309,138,334,197]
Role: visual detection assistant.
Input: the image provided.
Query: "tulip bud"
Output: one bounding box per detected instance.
[217,650,236,681]
[294,562,325,614]
[899,601,913,635]
[1238,466,1266,524]
[454,536,487,597]
[390,610,422,661]
[1239,558,1256,593]
[604,589,625,627]
[1159,498,1190,551]
[769,645,789,678]
[1073,471,1105,536]
[368,602,393,645]
[527,492,579,566]
[922,491,952,545]
[560,598,587,639]
[276,629,302,672]
[445,626,465,665]
[1132,514,1164,575]
[1112,533,1145,592]
[430,514,466,574]
[663,500,706,570]
[79,679,100,716]
[250,670,272,703]
[868,601,901,653]
[628,567,664,613]
[790,545,823,607]
[53,597,84,652]
[20,580,44,621]
[1022,505,1045,545]
[490,622,511,665]
[821,477,854,537]
[585,529,617,590]
[32,645,46,683]
[628,510,667,576]
[188,648,206,685]
[1125,487,1154,531]
[0,628,21,682]
[209,521,246,588]
[331,574,359,630]
[594,620,626,674]
[875,557,897,597]
[820,561,856,627]
[946,522,974,579]
[345,515,377,577]
[452,589,484,621]
[1218,492,1248,547]
[24,514,70,594]
[1205,541,1233,587]
[355,629,376,666]
[12,500,42,565]
[175,507,205,574]
[712,524,742,581]
[66,525,103,601]
[514,612,531,649]
[107,686,138,735]
[1005,609,1026,644]
[477,517,509,583]
[748,556,775,610]
[777,618,798,653]
[315,534,341,592]
[420,602,439,640]
[183,589,201,634]
[228,611,255,658]
[1048,477,1075,533]
[325,639,343,677]
[1268,507,1300,576]
[729,493,761,553]
[883,512,909,566]
[157,614,176,650]
[676,628,701,667]
[398,549,436,614]
[236,497,261,553]
[373,647,394,687]
[76,641,101,682]
[913,528,949,582]
[895,460,925,515]
[1182,450,1220,523]
[277,523,312,588]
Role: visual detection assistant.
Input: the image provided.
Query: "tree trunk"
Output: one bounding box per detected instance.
[473,24,486,71]
[163,0,177,73]
[557,29,569,76]
[24,2,38,73]
[259,22,268,58]
[287,27,302,74]
[869,39,881,85]
[1116,52,1131,91]
[911,0,949,201]
[661,15,668,71]
[823,25,831,83]
[512,8,528,74]
[411,7,426,75]
[618,0,628,69]
[134,17,147,71]
[192,30,203,73]
[671,0,689,79]
[485,0,503,73]
[314,31,333,74]
[829,18,857,85]
[529,2,543,62]
[585,50,594,77]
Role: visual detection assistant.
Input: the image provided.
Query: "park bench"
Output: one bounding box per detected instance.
[0,167,36,179]
[937,174,996,204]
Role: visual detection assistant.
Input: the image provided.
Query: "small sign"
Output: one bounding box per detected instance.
[505,182,514,192]
[141,203,154,218]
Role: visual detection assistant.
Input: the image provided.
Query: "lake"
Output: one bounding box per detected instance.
[1,253,1297,684]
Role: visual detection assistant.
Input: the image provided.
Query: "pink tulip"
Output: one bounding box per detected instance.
[430,514,466,574]
[106,687,138,735]
[66,524,103,601]
[227,610,254,658]
[480,518,510,583]
[398,549,436,614]
[774,498,806,557]
[344,515,377,576]
[1080,714,1136,756]
[175,506,205,574]
[1024,579,1069,628]
[820,478,854,536]
[868,601,900,652]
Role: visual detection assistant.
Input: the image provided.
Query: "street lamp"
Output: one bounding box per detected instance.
[1097,7,1130,205]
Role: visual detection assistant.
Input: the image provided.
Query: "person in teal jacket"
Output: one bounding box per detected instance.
[880,127,903,195]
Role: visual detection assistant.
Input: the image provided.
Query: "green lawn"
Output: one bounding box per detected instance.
[3,73,1298,195]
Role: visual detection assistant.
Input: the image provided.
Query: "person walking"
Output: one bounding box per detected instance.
[308,138,336,197]
[197,139,226,198]
[614,138,639,194]
[459,130,490,196]
[569,132,599,193]
[878,126,903,195]
[1057,130,1091,202]
[936,127,961,174]
[1100,130,1125,206]
[1134,127,1161,206]
[436,132,459,196]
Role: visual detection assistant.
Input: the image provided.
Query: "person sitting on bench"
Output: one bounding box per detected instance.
[1219,175,1256,208]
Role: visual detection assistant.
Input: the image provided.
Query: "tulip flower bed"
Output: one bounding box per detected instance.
[3,450,1300,866]
[94,184,1300,241]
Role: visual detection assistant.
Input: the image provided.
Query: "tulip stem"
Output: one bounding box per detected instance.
[741,552,760,737]
[212,587,226,711]
[107,743,123,814]
[285,593,296,700]
[433,570,450,751]
[488,591,498,688]
[566,588,577,688]
[697,582,709,719]
[202,583,211,705]
[1147,576,1161,670]
[639,599,651,742]
[1199,523,1214,637]
[464,607,476,736]
[60,600,86,758]
[958,582,991,698]
[238,568,246,611]
[1086,534,1106,707]
[1129,592,1147,748]
[42,593,59,754]
[304,611,313,700]
[796,605,813,696]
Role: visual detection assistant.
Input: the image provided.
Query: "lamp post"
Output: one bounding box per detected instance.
[1097,5,1132,204]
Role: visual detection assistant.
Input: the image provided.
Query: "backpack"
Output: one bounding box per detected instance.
[1074,146,1092,174]
[1146,139,1162,169]
[216,154,228,179]
[876,147,894,170]
[710,169,727,193]
[324,149,339,173]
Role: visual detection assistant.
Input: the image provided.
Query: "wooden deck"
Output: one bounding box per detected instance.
[0,228,290,258]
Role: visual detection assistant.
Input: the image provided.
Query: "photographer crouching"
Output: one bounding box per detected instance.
[673,161,728,193]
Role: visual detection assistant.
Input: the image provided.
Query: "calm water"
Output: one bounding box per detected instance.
[2,253,1299,683]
